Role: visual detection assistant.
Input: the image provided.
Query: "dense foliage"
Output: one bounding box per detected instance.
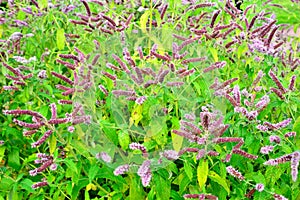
[0,0,299,199]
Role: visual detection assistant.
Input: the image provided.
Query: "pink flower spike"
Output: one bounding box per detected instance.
[226,166,245,181]
[50,103,57,119]
[129,142,148,157]
[260,145,274,154]
[32,181,48,189]
[289,75,296,91]
[284,131,296,138]
[114,164,130,175]
[137,160,152,187]
[269,135,281,143]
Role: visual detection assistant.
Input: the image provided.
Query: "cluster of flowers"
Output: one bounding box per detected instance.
[69,0,133,34]
[111,142,152,187]
[2,62,33,91]
[2,44,100,188]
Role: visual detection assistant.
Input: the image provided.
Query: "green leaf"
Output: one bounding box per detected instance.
[16,11,26,20]
[129,175,145,200]
[0,177,15,191]
[197,160,209,190]
[56,28,65,50]
[174,172,191,195]
[38,0,48,9]
[153,9,162,27]
[171,117,183,152]
[130,104,143,127]
[140,10,150,34]
[209,47,218,62]
[49,134,56,154]
[8,148,21,170]
[64,159,78,175]
[71,140,90,158]
[208,171,230,195]
[0,146,6,163]
[19,179,34,192]
[100,120,118,145]
[293,116,300,136]
[84,190,90,200]
[72,179,89,200]
[237,43,248,60]
[184,161,193,180]
[154,173,171,200]
[118,130,130,150]
[88,165,100,183]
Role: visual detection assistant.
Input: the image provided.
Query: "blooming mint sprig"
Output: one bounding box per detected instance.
[32,181,48,189]
[226,166,245,181]
[31,130,53,148]
[160,150,179,160]
[269,135,281,143]
[96,152,112,163]
[264,151,299,182]
[113,164,130,176]
[129,142,148,157]
[260,145,274,154]
[137,160,152,187]
[183,193,218,200]
[273,193,288,200]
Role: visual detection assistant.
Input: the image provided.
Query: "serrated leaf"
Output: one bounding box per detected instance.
[8,148,20,170]
[118,131,130,150]
[71,140,90,158]
[208,171,230,194]
[140,10,150,34]
[56,28,65,50]
[20,179,34,192]
[184,161,193,180]
[129,175,145,200]
[209,47,218,62]
[100,120,118,145]
[49,134,56,154]
[171,132,183,152]
[130,104,143,127]
[293,116,300,135]
[154,173,171,200]
[64,159,78,175]
[88,165,99,183]
[197,160,208,190]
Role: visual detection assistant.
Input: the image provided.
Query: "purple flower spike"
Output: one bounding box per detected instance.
[129,142,148,157]
[137,160,152,187]
[136,96,147,105]
[32,181,48,189]
[31,130,53,148]
[260,145,274,154]
[161,150,179,160]
[284,132,296,138]
[50,103,57,119]
[273,194,288,200]
[269,135,281,143]
[96,152,112,163]
[114,164,130,176]
[226,166,244,181]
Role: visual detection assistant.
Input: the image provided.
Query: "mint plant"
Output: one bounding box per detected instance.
[0,0,299,199]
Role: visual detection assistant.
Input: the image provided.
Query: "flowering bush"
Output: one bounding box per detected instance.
[0,0,299,199]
